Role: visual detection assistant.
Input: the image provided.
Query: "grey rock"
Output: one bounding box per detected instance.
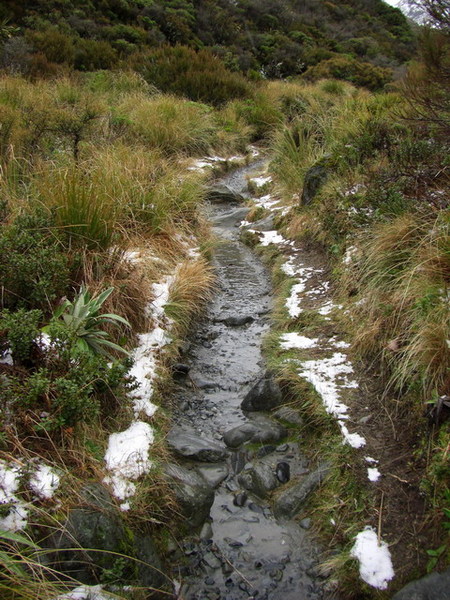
[207,184,246,204]
[301,160,329,206]
[165,464,214,527]
[238,462,279,498]
[273,406,304,426]
[220,315,254,327]
[196,464,229,488]
[392,567,450,600]
[274,463,330,519]
[43,484,167,593]
[249,214,275,232]
[167,427,228,462]
[241,373,283,411]
[203,551,222,569]
[275,462,290,484]
[223,419,287,448]
[300,518,312,530]
[200,522,213,540]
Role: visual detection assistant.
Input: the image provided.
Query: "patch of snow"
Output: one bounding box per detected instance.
[365,456,378,464]
[368,468,381,482]
[344,184,365,197]
[0,349,13,365]
[280,332,318,350]
[0,461,28,531]
[249,175,272,188]
[56,585,114,600]
[249,229,287,247]
[129,327,170,417]
[318,301,342,315]
[350,527,394,590]
[343,245,358,265]
[103,421,154,502]
[29,464,60,500]
[187,247,201,258]
[298,353,366,448]
[150,276,173,318]
[286,280,307,318]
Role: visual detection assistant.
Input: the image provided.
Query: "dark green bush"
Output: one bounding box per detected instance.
[0,308,42,364]
[74,39,118,71]
[303,56,392,91]
[0,209,70,312]
[135,45,252,105]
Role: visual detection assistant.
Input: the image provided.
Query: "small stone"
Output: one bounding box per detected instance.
[205,576,215,585]
[225,537,243,548]
[276,462,290,484]
[200,522,214,540]
[248,502,264,514]
[300,518,311,530]
[270,569,283,582]
[233,492,248,507]
[276,444,289,453]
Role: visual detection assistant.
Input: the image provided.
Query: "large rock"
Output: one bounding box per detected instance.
[165,463,214,527]
[301,161,329,206]
[274,463,330,520]
[241,373,283,412]
[207,184,246,204]
[392,567,450,600]
[223,418,287,448]
[167,426,228,462]
[238,462,279,498]
[43,483,167,595]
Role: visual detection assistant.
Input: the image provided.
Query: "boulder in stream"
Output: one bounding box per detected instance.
[274,463,330,520]
[238,462,279,498]
[207,184,246,204]
[223,418,287,448]
[241,372,283,412]
[165,463,214,528]
[167,426,228,462]
[391,567,450,600]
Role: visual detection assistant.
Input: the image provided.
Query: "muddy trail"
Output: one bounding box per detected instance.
[166,163,336,600]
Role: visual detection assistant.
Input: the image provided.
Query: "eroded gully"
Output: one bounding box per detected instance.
[167,163,335,600]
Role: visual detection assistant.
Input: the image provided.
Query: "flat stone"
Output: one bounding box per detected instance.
[207,184,246,204]
[220,315,254,327]
[241,373,283,412]
[274,463,330,520]
[168,427,228,462]
[196,464,229,488]
[392,567,450,600]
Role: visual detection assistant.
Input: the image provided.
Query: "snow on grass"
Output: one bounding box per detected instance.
[103,421,154,505]
[0,349,13,365]
[150,277,174,318]
[0,460,28,531]
[56,585,114,600]
[368,468,381,482]
[29,464,60,499]
[297,353,366,448]
[249,175,272,188]
[286,280,308,318]
[351,527,394,590]
[249,229,287,246]
[280,332,318,350]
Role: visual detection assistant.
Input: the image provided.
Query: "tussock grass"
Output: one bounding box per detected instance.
[118,94,216,155]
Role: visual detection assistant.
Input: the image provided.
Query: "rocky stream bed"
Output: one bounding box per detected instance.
[165,163,336,600]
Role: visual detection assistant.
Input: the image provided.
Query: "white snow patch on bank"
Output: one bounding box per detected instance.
[150,277,173,318]
[56,585,114,599]
[103,421,154,503]
[0,349,13,365]
[368,468,381,482]
[249,229,287,246]
[351,527,394,590]
[286,280,307,318]
[0,461,28,531]
[298,353,366,448]
[280,332,318,350]
[249,175,272,188]
[365,456,378,464]
[29,464,60,499]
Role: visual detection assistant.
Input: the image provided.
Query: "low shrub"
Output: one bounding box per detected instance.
[134,45,252,106]
[303,56,392,91]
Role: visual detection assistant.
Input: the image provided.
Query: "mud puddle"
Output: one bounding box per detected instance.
[167,163,334,600]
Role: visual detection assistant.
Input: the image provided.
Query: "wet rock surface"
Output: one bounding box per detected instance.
[169,162,335,599]
[391,567,450,600]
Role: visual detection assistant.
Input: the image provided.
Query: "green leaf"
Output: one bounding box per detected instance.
[0,530,38,549]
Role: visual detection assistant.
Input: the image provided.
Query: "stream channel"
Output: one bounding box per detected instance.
[167,162,335,600]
